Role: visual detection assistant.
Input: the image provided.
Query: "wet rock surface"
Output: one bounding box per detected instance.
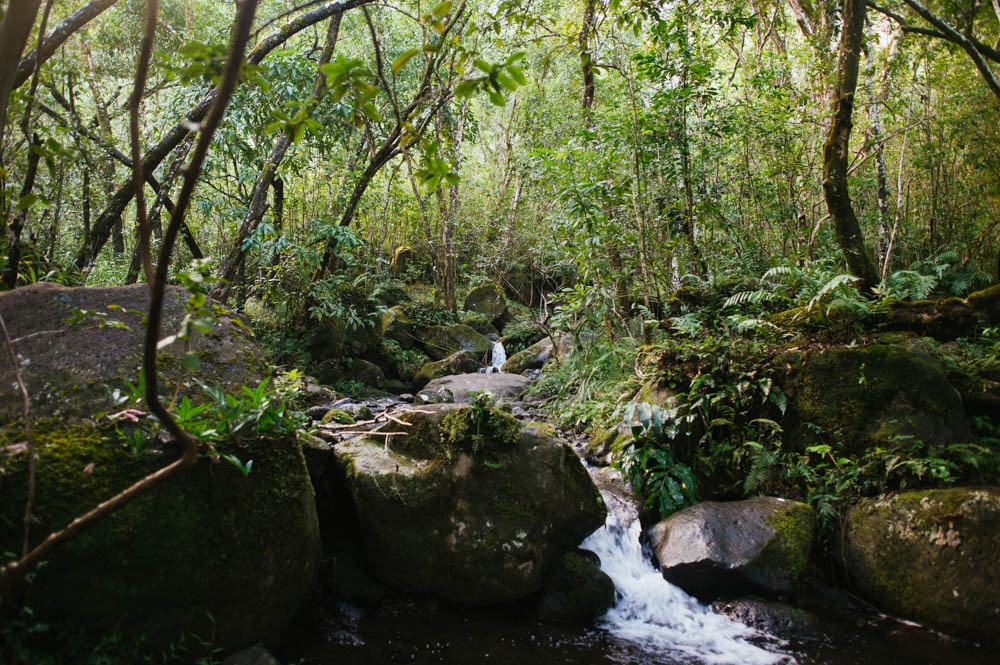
[423,372,531,403]
[647,497,816,599]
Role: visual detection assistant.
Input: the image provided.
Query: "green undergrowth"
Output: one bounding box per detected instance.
[533,292,1000,537]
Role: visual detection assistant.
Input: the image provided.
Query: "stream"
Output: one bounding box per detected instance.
[284,386,997,665]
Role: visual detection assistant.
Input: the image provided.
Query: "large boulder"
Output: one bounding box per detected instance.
[412,351,479,390]
[332,404,606,605]
[389,245,413,276]
[423,372,530,404]
[379,305,419,350]
[462,283,510,328]
[502,333,572,375]
[538,550,616,622]
[0,283,269,422]
[840,487,1000,644]
[0,285,320,650]
[647,497,815,599]
[419,324,490,361]
[348,358,386,388]
[774,344,969,455]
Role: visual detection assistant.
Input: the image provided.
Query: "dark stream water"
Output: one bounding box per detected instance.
[281,596,996,665]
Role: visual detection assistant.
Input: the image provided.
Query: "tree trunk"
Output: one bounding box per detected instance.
[12,0,121,91]
[0,0,42,155]
[822,0,879,292]
[579,0,597,124]
[3,134,42,288]
[864,44,890,276]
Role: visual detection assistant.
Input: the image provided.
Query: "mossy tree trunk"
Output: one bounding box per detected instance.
[822,0,880,292]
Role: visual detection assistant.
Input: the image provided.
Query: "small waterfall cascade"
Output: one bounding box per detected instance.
[488,340,506,373]
[581,488,794,665]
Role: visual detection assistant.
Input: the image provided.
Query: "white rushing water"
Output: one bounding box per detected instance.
[581,491,795,665]
[489,340,506,372]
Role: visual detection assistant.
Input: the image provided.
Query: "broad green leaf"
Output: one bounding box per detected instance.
[391,48,421,74]
[432,1,453,16]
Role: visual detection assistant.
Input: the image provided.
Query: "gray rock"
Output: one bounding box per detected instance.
[419,324,490,361]
[414,388,454,405]
[463,283,511,328]
[711,599,821,638]
[502,333,573,375]
[400,393,414,403]
[314,358,342,385]
[332,404,606,605]
[647,497,815,599]
[775,345,970,456]
[412,351,479,390]
[423,372,530,404]
[0,283,269,422]
[305,405,331,420]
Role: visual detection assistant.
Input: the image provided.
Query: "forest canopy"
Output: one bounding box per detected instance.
[0,0,996,313]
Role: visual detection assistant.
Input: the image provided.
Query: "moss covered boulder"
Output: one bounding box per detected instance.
[501,333,573,375]
[348,358,386,388]
[412,351,479,390]
[462,283,510,328]
[0,284,320,650]
[0,283,269,422]
[647,497,815,599]
[840,487,1000,644]
[379,305,420,350]
[0,427,321,650]
[775,344,969,455]
[332,404,606,605]
[418,324,490,361]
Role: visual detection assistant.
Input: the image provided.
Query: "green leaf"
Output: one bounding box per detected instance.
[454,80,478,98]
[488,89,506,106]
[431,1,453,16]
[15,193,38,211]
[362,103,381,122]
[507,64,526,85]
[183,353,201,371]
[496,73,518,91]
[391,48,421,74]
[473,59,493,74]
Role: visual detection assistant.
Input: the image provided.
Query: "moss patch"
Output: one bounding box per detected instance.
[0,420,320,651]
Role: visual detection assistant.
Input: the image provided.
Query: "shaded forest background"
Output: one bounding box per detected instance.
[0,0,997,329]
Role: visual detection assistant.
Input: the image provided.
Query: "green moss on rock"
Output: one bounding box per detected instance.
[0,422,321,651]
[322,408,355,425]
[419,324,490,361]
[841,487,1000,645]
[774,344,969,455]
[331,404,605,605]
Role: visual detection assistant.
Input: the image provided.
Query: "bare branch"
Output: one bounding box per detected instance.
[13,0,121,91]
[130,0,159,287]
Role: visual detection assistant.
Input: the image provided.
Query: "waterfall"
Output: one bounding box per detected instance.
[581,491,795,665]
[489,340,506,373]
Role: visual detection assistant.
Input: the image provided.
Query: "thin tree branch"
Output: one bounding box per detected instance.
[130,0,159,287]
[12,0,121,90]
